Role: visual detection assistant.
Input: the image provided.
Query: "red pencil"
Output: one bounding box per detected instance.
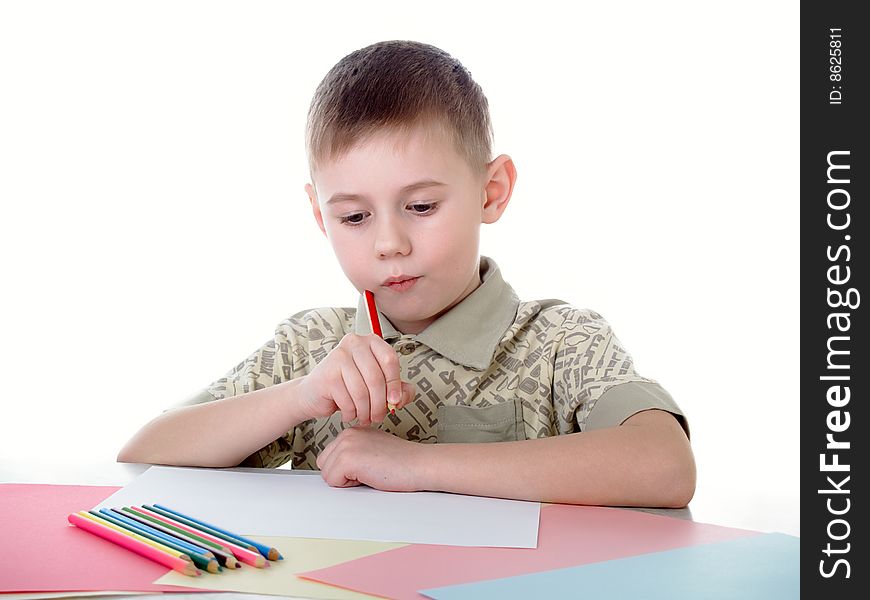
[364,289,383,338]
[364,289,394,414]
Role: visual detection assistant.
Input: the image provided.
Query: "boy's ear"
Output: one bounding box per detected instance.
[481,154,517,225]
[305,183,329,238]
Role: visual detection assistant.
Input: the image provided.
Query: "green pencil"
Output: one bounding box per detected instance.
[120,506,241,569]
[150,503,283,561]
[89,510,221,574]
[88,510,223,573]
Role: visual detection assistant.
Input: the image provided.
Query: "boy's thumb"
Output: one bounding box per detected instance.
[400,381,416,407]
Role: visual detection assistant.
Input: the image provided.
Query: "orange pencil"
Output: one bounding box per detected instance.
[68,512,200,577]
[364,289,395,414]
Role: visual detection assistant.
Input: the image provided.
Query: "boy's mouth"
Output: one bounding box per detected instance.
[382,276,421,292]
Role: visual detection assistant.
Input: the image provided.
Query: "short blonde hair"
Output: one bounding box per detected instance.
[305,40,494,179]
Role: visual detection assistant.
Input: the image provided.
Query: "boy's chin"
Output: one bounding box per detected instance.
[386,302,441,322]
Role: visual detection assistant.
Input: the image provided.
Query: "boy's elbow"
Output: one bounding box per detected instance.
[116,440,140,464]
[115,414,170,465]
[660,447,696,508]
[665,473,696,509]
[116,429,157,465]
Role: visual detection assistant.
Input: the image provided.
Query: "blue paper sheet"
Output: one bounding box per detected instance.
[420,533,799,600]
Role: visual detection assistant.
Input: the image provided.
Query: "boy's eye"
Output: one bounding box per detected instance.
[338,203,438,227]
[340,212,367,225]
[409,202,437,214]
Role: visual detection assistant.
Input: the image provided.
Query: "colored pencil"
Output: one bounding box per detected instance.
[133,506,264,568]
[68,512,199,577]
[145,504,261,555]
[132,506,255,569]
[78,511,190,561]
[91,510,221,574]
[111,507,239,569]
[99,509,216,560]
[151,503,283,561]
[364,288,395,414]
[364,289,383,337]
[121,506,232,555]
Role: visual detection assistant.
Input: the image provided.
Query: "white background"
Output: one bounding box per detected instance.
[0,1,799,535]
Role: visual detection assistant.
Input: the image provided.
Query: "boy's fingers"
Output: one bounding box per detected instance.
[331,374,356,423]
[398,381,416,409]
[340,361,369,425]
[386,377,403,413]
[369,337,403,417]
[353,348,387,424]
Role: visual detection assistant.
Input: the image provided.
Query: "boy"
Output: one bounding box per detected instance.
[119,40,695,508]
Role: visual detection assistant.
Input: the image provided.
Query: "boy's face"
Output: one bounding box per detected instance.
[306,123,515,335]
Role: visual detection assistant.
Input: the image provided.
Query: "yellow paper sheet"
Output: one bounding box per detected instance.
[154,535,404,598]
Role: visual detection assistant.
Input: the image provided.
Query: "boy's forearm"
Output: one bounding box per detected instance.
[419,410,696,508]
[117,377,311,468]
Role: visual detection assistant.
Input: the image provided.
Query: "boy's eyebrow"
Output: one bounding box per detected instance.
[326,179,447,205]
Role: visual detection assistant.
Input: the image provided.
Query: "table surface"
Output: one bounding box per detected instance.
[1,458,793,600]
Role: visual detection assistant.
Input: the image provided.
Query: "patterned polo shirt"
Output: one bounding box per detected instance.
[174,256,688,469]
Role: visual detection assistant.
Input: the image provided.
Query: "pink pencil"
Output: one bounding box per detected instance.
[133,506,268,568]
[68,512,200,577]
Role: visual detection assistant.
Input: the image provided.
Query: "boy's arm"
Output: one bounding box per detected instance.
[317,408,695,508]
[117,378,311,468]
[422,409,695,507]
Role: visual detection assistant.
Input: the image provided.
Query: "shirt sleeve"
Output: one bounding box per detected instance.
[166,311,313,468]
[551,308,689,438]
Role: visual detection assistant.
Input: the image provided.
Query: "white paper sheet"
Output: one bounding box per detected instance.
[95,466,541,548]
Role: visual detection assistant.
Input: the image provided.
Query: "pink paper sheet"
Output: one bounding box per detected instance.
[0,483,206,593]
[300,504,761,600]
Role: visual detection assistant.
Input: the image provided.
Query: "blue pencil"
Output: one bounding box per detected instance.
[98,508,214,559]
[151,503,283,561]
[88,510,221,574]
[114,507,241,569]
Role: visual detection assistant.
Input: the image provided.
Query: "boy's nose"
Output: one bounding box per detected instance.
[374,217,411,257]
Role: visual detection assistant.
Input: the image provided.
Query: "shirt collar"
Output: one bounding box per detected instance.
[354,256,520,370]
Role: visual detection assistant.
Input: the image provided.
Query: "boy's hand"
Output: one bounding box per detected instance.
[297,333,416,426]
[316,427,427,492]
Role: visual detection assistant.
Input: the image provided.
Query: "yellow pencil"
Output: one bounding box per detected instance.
[70,512,200,577]
[77,512,202,567]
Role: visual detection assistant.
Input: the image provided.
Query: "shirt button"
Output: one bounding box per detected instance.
[398,343,417,355]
